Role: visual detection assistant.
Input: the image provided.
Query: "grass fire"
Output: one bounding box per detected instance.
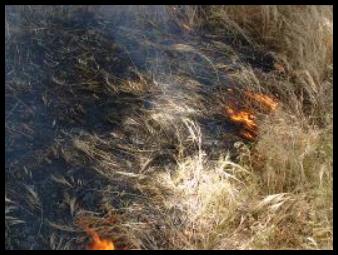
[87,230,115,250]
[5,5,332,250]
[224,91,279,141]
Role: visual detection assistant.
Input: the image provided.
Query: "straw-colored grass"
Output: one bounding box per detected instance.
[5,5,332,250]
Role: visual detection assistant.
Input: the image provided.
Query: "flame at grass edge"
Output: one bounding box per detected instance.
[224,90,279,141]
[86,229,115,250]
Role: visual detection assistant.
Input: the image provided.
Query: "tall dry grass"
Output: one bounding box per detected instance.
[168,5,333,249]
[202,5,333,120]
[59,5,335,249]
[5,5,332,250]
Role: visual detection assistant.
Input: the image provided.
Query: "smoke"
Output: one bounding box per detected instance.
[96,6,212,84]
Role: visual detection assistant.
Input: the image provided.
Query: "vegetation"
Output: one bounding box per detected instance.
[5,5,332,250]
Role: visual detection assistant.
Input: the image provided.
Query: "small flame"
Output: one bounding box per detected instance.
[244,91,278,111]
[225,107,257,131]
[87,229,115,250]
[223,90,279,141]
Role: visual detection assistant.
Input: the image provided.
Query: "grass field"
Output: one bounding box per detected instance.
[5,5,332,250]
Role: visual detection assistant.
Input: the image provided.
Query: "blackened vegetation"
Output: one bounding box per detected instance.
[5,8,146,249]
[5,7,278,249]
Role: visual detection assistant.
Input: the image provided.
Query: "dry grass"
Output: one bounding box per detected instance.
[127,5,333,249]
[5,5,332,250]
[177,5,333,249]
[203,5,333,119]
[114,112,332,249]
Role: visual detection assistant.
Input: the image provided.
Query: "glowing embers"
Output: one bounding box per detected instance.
[223,90,278,141]
[86,229,115,250]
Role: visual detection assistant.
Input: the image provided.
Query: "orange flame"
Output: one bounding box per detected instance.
[224,106,258,140]
[87,229,115,250]
[225,107,257,131]
[244,91,278,111]
[223,90,279,141]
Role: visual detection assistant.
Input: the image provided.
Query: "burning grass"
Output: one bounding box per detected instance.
[86,229,115,250]
[244,91,278,112]
[222,89,279,141]
[5,5,332,250]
